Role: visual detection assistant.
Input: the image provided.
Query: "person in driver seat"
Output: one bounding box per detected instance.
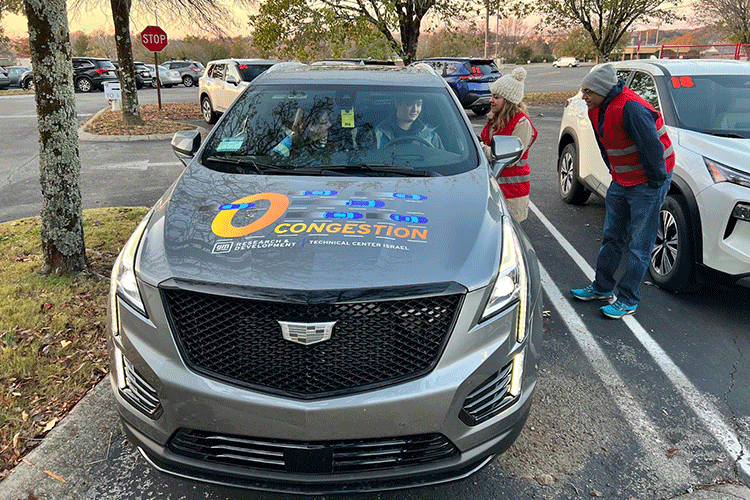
[373,96,444,149]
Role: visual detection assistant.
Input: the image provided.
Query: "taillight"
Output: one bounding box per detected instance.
[190,66,201,71]
[95,68,108,75]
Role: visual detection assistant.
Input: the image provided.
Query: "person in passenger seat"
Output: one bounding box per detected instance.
[373,96,444,149]
[271,106,333,157]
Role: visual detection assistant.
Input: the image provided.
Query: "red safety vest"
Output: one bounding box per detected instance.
[589,87,675,186]
[481,111,538,199]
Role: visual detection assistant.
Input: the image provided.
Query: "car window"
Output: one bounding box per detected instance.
[616,69,632,84]
[629,71,660,111]
[210,64,226,79]
[226,64,241,82]
[237,63,274,82]
[470,62,500,75]
[202,84,477,176]
[667,74,750,137]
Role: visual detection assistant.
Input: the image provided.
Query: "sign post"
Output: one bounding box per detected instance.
[140,25,168,109]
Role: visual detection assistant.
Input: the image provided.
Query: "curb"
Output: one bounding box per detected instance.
[77,106,201,142]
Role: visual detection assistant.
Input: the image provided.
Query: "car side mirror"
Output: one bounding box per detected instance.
[490,135,524,177]
[226,75,238,85]
[171,130,201,167]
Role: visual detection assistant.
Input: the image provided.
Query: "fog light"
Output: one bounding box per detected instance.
[510,350,525,397]
[732,202,750,221]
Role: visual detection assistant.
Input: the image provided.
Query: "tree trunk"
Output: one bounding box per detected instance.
[23,0,87,275]
[111,0,143,126]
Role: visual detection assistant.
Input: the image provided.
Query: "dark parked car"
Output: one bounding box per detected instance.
[72,56,119,92]
[161,59,205,87]
[109,63,543,493]
[0,67,9,90]
[411,57,502,115]
[4,66,30,87]
[133,62,154,89]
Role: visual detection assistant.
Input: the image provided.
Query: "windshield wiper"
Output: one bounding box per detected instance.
[709,132,746,139]
[203,156,300,175]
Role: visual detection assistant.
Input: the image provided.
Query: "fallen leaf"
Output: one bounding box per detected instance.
[60,340,71,348]
[12,433,19,450]
[43,470,66,483]
[22,411,28,421]
[42,417,58,433]
[42,302,54,311]
[666,447,678,458]
[590,489,603,497]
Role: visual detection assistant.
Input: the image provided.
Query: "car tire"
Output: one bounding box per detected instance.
[648,195,701,292]
[201,95,218,124]
[558,142,591,205]
[23,78,34,91]
[183,75,194,87]
[472,106,490,116]
[76,77,93,93]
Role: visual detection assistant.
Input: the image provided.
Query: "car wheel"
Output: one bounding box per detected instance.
[23,79,34,91]
[201,96,218,124]
[648,195,701,292]
[472,106,490,116]
[76,77,93,93]
[183,75,194,87]
[558,142,591,205]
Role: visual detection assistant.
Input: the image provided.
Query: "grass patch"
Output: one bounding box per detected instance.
[0,89,32,96]
[0,207,149,479]
[83,102,201,136]
[525,91,578,106]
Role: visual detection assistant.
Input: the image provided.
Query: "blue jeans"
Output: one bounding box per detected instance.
[593,174,672,306]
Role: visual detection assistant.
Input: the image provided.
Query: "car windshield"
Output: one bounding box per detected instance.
[668,74,750,138]
[201,83,478,176]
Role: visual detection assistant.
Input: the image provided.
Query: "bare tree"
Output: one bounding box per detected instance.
[249,0,484,65]
[22,0,87,274]
[529,0,682,60]
[694,0,750,46]
[494,17,533,58]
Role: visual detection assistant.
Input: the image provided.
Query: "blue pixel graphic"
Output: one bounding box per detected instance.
[219,202,256,211]
[390,214,428,224]
[323,211,364,220]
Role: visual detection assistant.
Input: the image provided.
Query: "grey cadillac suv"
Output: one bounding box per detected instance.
[108,63,543,493]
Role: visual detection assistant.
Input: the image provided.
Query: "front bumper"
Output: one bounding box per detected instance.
[696,181,750,282]
[109,281,542,493]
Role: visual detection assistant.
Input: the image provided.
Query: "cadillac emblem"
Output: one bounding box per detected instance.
[278,320,336,346]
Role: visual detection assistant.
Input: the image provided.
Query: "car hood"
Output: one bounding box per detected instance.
[136,165,505,292]
[676,128,750,173]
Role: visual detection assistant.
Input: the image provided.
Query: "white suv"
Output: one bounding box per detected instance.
[553,57,579,68]
[199,58,277,123]
[557,59,750,292]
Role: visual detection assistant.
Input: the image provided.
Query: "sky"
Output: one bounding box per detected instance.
[2,2,695,41]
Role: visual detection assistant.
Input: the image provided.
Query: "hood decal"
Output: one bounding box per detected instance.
[206,189,430,257]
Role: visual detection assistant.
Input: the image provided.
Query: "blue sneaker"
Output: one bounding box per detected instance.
[571,285,615,302]
[600,301,637,319]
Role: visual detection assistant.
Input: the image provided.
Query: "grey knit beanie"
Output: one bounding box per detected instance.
[490,67,526,105]
[581,63,617,97]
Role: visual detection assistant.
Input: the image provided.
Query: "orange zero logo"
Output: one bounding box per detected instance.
[211,192,290,238]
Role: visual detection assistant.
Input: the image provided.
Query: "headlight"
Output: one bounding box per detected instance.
[110,211,152,317]
[705,157,750,189]
[481,216,529,342]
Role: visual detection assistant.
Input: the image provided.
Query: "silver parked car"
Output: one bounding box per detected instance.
[145,63,181,88]
[558,59,750,292]
[109,63,543,493]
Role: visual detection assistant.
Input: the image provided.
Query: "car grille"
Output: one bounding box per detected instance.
[168,429,459,474]
[161,286,463,398]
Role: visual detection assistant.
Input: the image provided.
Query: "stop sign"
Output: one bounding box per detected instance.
[141,25,168,52]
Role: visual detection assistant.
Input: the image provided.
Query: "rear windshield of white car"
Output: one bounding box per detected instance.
[668,74,750,138]
[201,84,480,176]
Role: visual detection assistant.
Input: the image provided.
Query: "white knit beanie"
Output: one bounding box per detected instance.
[490,67,527,105]
[581,63,617,97]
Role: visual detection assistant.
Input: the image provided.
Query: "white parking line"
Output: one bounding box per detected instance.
[530,201,750,482]
[538,263,696,483]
